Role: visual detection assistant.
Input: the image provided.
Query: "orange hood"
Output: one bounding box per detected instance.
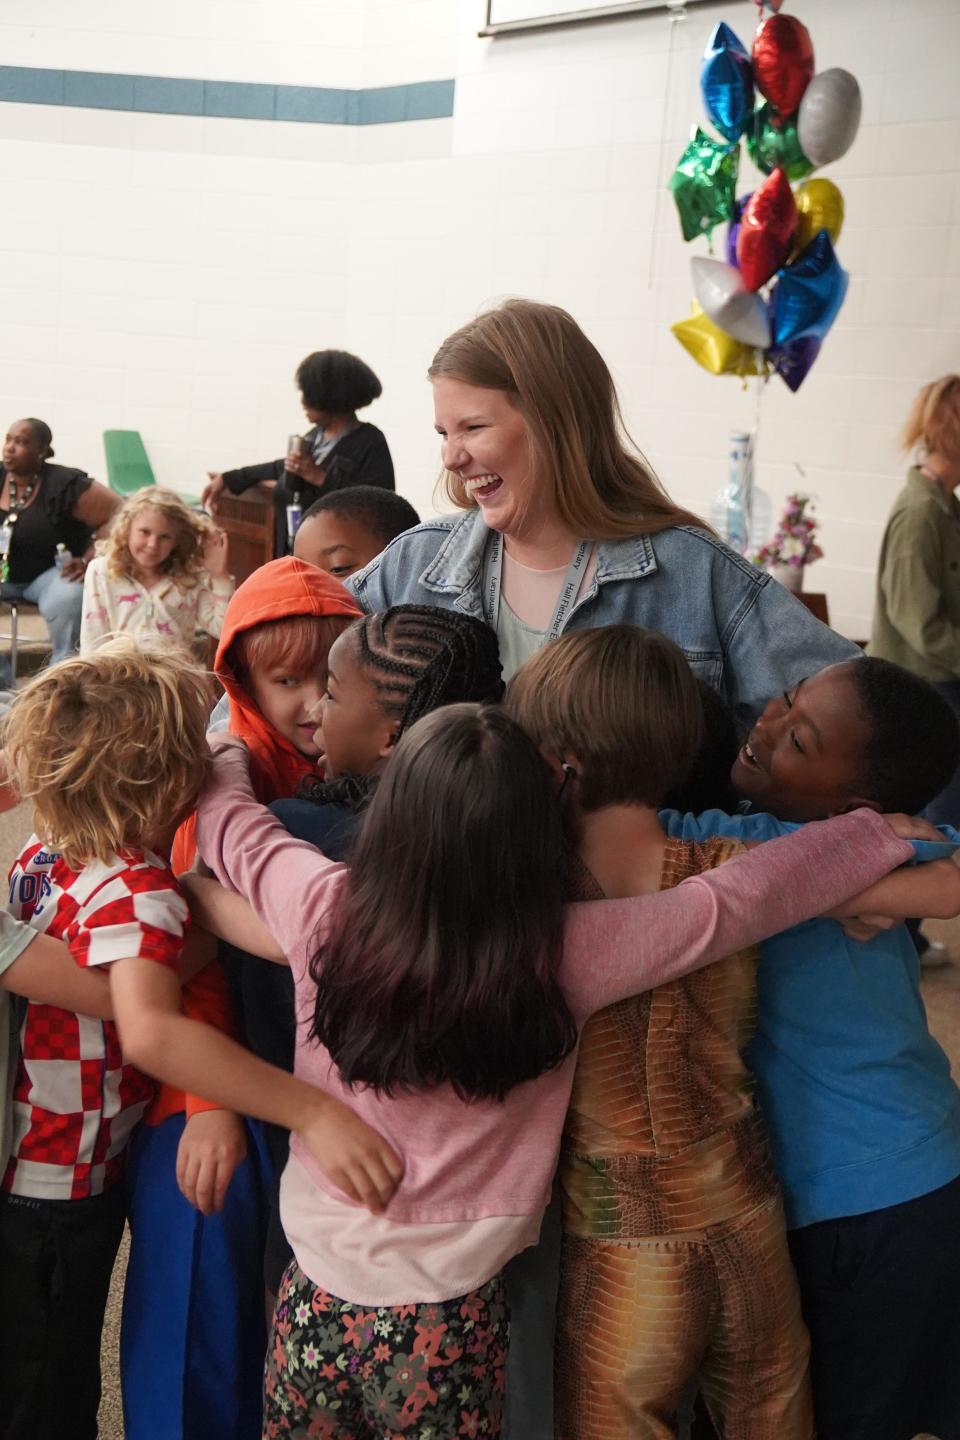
[172,557,361,874]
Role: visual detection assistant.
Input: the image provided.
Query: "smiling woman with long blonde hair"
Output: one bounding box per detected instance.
[346,298,855,714]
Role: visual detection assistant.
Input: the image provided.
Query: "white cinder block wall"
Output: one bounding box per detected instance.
[0,0,957,637]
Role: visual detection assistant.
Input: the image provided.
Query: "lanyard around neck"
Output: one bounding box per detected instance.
[482,529,594,641]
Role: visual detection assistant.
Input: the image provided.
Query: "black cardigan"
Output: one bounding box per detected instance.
[223,422,395,557]
[0,462,94,584]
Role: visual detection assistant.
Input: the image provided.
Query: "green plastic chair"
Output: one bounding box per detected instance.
[102,430,157,495]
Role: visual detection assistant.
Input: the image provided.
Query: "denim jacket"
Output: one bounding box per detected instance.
[347,510,857,723]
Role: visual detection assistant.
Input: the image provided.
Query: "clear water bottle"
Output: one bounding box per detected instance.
[54,543,71,572]
[710,431,771,558]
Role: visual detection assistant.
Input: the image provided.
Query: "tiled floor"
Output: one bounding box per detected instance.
[1,796,959,1437]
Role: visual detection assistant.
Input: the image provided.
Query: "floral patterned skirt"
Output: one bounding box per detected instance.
[263,1260,509,1439]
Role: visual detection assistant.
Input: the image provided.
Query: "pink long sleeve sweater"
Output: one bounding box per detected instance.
[196,748,910,1241]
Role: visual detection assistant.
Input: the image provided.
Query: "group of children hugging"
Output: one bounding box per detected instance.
[0,478,959,1440]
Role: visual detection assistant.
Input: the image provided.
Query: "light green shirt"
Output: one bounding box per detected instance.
[869,467,960,682]
[496,594,547,681]
[0,912,34,1175]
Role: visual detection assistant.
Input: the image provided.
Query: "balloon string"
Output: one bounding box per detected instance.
[648,0,686,290]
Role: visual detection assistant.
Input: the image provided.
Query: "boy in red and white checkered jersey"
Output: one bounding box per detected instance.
[4,842,186,1201]
[0,639,213,1440]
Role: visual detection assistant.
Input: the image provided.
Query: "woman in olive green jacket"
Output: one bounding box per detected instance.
[871,375,960,831]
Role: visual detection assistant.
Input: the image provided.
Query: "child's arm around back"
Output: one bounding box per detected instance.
[562,809,915,1019]
[195,740,349,968]
[110,956,403,1212]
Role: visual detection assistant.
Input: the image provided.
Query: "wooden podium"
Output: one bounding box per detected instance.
[215,485,276,586]
[797,592,829,626]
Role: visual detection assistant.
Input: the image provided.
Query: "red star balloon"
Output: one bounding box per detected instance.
[736,168,797,291]
[752,13,814,124]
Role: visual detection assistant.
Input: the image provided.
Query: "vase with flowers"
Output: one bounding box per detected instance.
[752,493,824,594]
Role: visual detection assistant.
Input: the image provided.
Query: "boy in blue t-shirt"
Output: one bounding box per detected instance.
[664,656,960,1440]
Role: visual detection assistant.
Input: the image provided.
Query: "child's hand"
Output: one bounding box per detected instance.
[203,527,230,578]
[299,1098,404,1215]
[201,472,225,514]
[838,912,899,943]
[881,813,943,842]
[176,1109,248,1215]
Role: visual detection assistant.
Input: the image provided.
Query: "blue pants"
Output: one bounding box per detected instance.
[0,565,83,683]
[121,1114,274,1440]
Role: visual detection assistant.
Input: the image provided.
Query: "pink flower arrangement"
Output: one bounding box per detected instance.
[753,493,824,570]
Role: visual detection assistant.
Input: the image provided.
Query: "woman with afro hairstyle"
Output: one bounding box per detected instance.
[202,350,395,557]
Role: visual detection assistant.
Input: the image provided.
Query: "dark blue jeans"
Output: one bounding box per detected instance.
[788,1173,960,1440]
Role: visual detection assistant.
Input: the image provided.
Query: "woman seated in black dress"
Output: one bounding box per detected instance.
[201,350,395,556]
[0,418,119,682]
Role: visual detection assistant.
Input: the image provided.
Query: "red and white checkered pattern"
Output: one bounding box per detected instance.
[4,838,187,1200]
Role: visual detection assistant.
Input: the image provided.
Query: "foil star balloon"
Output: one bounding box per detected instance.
[701,22,754,144]
[737,168,798,292]
[669,127,739,241]
[770,230,849,346]
[747,102,813,182]
[752,14,814,124]
[691,256,772,348]
[726,192,752,268]
[769,336,823,392]
[671,305,763,377]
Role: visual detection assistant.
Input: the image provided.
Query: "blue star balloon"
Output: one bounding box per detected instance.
[770,229,849,347]
[701,22,754,144]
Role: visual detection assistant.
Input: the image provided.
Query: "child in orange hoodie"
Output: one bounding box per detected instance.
[121,557,360,1440]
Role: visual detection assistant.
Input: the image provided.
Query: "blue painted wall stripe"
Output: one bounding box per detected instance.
[0,66,454,126]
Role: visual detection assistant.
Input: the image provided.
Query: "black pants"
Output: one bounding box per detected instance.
[788,1174,960,1440]
[0,1186,126,1440]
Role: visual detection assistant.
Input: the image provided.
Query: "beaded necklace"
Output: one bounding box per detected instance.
[0,470,41,583]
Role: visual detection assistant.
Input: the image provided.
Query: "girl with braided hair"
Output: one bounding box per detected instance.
[236,604,504,1304]
[291,603,504,813]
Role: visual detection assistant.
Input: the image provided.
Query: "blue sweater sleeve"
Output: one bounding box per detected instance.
[660,810,960,864]
[658,808,797,843]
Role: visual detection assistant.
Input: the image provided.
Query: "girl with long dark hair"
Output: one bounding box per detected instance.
[246,605,505,1304]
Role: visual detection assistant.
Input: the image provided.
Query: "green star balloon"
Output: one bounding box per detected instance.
[746,102,813,182]
[669,128,740,242]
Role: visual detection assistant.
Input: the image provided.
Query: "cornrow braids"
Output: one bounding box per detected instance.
[298,771,379,812]
[295,607,503,817]
[355,605,504,734]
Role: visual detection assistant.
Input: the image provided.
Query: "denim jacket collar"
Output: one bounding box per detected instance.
[418,510,660,616]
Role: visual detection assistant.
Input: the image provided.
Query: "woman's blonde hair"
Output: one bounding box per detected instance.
[104,487,215,588]
[902,375,960,463]
[428,298,705,539]
[3,638,213,868]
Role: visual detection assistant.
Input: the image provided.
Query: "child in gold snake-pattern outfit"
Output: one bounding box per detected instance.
[508,626,813,1440]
